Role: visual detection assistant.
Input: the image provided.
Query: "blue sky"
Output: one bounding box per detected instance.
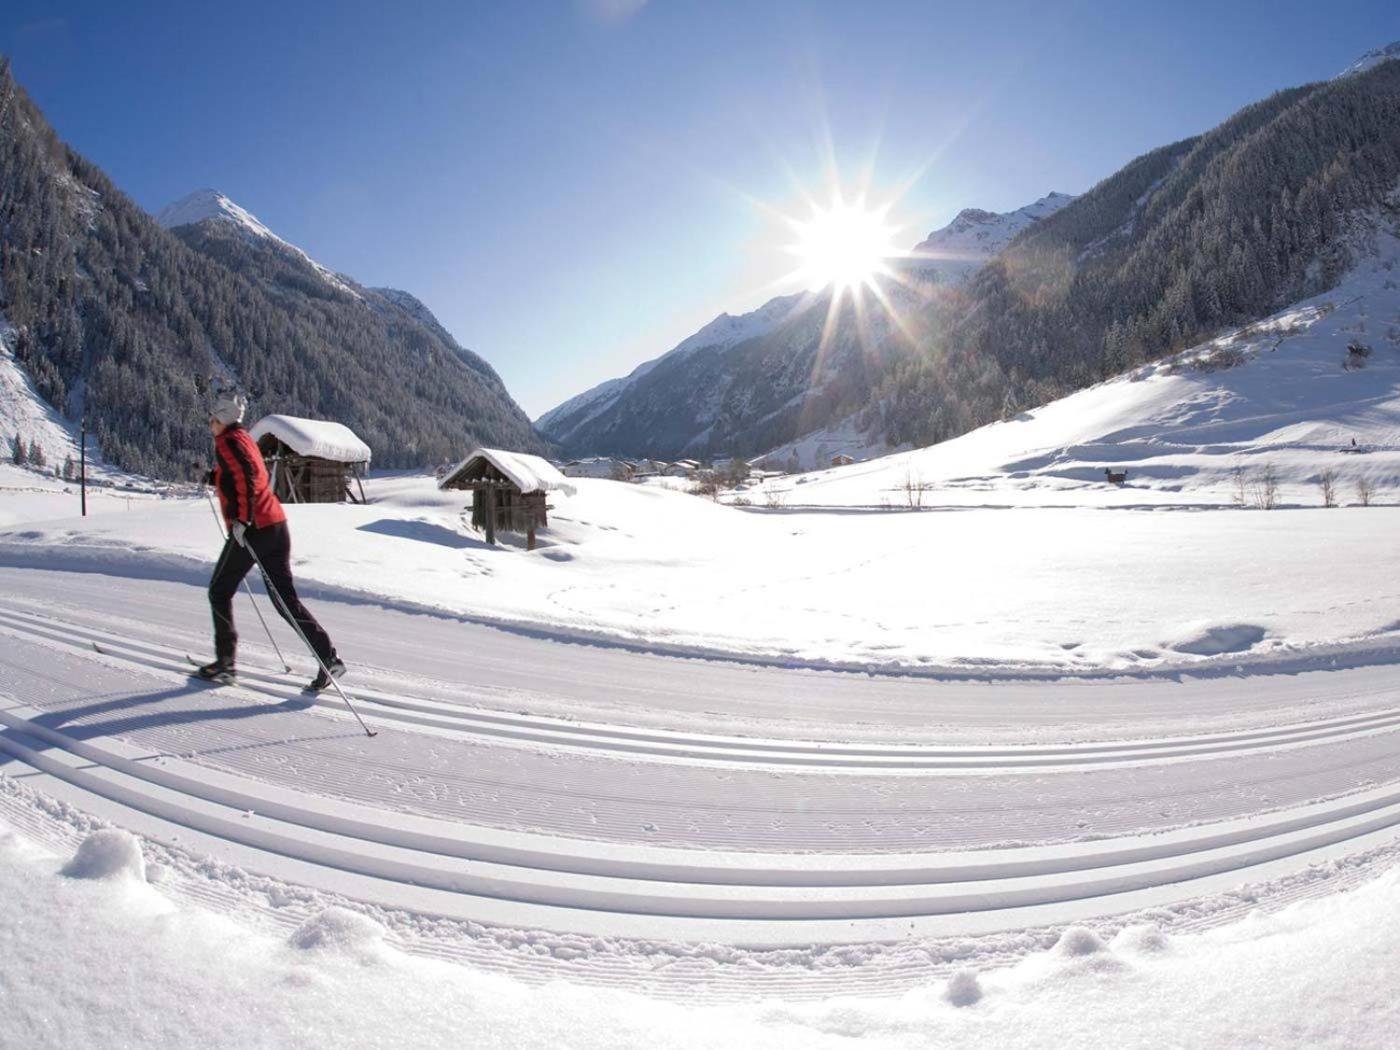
[3,1,1397,417]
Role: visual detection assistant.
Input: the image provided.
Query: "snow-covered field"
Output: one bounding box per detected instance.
[4,464,1399,677]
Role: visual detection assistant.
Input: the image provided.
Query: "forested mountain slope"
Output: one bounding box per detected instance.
[0,61,546,478]
[875,57,1400,448]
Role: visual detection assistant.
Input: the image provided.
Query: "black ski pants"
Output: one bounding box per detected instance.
[208,521,334,667]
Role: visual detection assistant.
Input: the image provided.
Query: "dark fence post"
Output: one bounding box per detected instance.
[79,415,87,517]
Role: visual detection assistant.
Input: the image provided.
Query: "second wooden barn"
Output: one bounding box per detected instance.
[438,448,576,548]
[249,414,372,504]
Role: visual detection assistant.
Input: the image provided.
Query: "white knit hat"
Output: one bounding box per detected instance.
[210,392,247,426]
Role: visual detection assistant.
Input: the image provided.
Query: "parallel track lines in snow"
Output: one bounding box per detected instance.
[4,602,1400,773]
[5,599,1400,948]
[6,696,1400,943]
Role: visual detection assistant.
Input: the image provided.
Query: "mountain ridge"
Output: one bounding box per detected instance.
[0,62,548,477]
[536,190,1074,457]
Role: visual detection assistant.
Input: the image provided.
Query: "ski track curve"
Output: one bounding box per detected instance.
[2,567,1400,998]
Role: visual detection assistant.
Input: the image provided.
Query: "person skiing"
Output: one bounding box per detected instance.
[195,393,345,691]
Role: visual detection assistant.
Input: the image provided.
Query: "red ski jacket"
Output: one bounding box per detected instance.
[213,424,287,529]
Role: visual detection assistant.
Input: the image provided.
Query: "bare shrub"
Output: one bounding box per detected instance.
[1356,476,1375,507]
[1344,342,1372,371]
[729,495,751,507]
[1231,467,1248,508]
[761,486,788,509]
[902,469,927,510]
[1251,465,1279,510]
[1318,471,1336,508]
[689,475,720,501]
[1190,345,1249,373]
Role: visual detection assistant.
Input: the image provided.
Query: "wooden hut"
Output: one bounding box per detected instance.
[249,415,371,504]
[438,448,577,549]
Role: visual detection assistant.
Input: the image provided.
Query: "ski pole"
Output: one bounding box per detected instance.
[241,538,377,739]
[204,489,294,672]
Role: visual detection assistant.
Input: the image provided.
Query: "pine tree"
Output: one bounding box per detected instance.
[28,442,46,469]
[62,454,75,480]
[10,433,26,466]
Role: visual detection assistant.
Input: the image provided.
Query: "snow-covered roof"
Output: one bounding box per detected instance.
[249,415,372,464]
[439,448,577,496]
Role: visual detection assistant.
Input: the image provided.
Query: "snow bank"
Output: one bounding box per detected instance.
[943,969,983,1006]
[1166,623,1268,657]
[5,811,1400,1047]
[61,829,146,882]
[1053,926,1107,957]
[1112,924,1171,955]
[249,415,371,464]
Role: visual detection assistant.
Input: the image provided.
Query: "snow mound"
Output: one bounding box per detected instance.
[1112,924,1171,955]
[289,906,385,953]
[943,968,983,1006]
[1053,926,1107,957]
[61,829,146,881]
[1168,624,1267,657]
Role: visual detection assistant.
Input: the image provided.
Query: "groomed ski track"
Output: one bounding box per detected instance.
[3,560,1400,998]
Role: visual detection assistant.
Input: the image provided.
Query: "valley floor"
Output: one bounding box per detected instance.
[2,479,1400,1044]
[4,466,1400,679]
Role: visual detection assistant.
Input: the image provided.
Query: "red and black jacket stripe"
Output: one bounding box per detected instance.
[213,424,287,529]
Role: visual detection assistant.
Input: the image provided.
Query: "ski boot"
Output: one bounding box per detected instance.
[306,656,347,693]
[192,660,236,685]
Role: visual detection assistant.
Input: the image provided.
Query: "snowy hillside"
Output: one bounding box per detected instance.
[157,188,362,299]
[0,311,86,471]
[772,215,1400,510]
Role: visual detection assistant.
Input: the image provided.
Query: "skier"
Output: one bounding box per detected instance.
[194,393,346,691]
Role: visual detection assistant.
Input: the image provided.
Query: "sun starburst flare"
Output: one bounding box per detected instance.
[787,197,901,295]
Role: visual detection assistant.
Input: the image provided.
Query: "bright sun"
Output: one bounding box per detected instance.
[790,199,899,293]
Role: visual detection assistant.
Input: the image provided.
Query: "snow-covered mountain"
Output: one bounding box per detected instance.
[157,189,362,299]
[904,191,1075,282]
[536,193,1070,457]
[1338,40,1400,78]
[535,291,815,440]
